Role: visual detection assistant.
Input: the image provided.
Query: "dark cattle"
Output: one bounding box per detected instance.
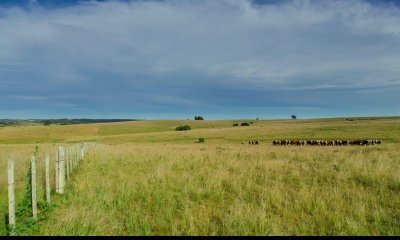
[291,140,300,145]
[361,140,369,146]
[273,140,281,145]
[279,139,290,145]
[327,140,334,146]
[272,139,383,146]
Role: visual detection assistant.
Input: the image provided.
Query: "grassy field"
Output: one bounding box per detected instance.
[0,117,399,235]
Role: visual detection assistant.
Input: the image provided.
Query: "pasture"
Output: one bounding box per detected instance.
[0,117,399,235]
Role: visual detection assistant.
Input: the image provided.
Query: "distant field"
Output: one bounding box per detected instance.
[0,117,399,235]
[1,117,400,144]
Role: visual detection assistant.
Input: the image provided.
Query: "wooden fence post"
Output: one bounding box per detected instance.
[70,146,73,171]
[74,145,77,167]
[81,143,84,161]
[66,148,70,181]
[45,154,51,204]
[58,147,65,194]
[8,160,16,236]
[56,148,59,194]
[31,156,38,219]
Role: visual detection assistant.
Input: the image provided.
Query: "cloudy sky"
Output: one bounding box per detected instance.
[0,0,399,119]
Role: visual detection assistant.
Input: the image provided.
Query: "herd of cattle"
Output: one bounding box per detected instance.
[272,139,383,146]
[243,139,383,146]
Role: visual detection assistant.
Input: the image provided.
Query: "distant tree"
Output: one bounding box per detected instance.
[291,115,297,120]
[233,123,239,126]
[256,118,259,120]
[44,120,52,126]
[241,122,250,126]
[175,125,192,131]
[194,116,204,120]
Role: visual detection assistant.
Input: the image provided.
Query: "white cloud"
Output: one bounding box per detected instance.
[0,0,399,117]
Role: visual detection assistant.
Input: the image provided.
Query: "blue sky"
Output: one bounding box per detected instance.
[1,0,400,120]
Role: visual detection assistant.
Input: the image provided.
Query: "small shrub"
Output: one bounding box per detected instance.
[175,125,191,131]
[233,123,239,126]
[241,122,250,126]
[198,138,205,143]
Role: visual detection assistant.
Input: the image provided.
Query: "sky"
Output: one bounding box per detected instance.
[0,0,399,120]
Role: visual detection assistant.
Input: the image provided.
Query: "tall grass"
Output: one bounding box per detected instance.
[1,118,400,235]
[18,143,400,236]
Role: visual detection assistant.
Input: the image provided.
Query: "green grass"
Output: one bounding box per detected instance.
[0,117,400,235]
[98,118,400,144]
[1,117,400,144]
[19,144,400,236]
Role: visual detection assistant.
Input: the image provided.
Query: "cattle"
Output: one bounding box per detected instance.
[362,140,370,146]
[273,140,281,145]
[271,139,382,146]
[279,139,289,145]
[327,140,335,146]
[291,140,300,145]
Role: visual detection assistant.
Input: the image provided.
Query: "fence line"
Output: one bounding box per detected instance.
[55,148,59,195]
[45,154,51,204]
[58,147,65,195]
[5,142,95,236]
[7,160,16,236]
[31,156,37,219]
[66,148,70,182]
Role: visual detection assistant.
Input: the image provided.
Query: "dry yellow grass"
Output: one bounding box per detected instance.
[1,117,399,235]
[16,143,400,236]
[1,117,399,144]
